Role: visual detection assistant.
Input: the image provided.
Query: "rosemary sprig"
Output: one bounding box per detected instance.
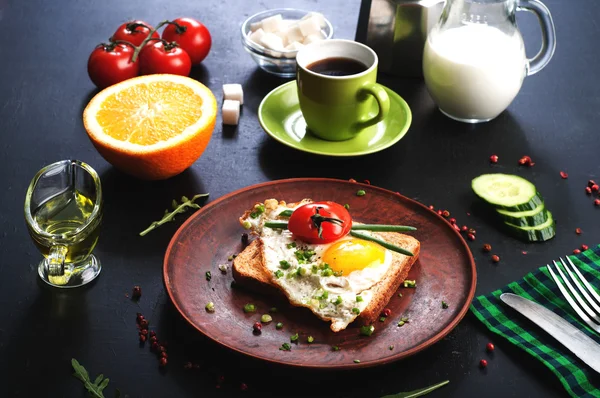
[71,358,110,398]
[380,380,449,398]
[350,231,414,256]
[139,193,209,236]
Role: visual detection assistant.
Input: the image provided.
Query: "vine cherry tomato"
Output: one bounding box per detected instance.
[162,17,211,64]
[139,41,192,76]
[288,202,352,244]
[111,20,159,47]
[87,43,139,89]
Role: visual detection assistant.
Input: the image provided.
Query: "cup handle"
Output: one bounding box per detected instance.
[355,83,391,131]
[46,245,67,276]
[517,0,556,76]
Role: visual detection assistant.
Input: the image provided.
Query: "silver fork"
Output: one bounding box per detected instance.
[547,257,600,333]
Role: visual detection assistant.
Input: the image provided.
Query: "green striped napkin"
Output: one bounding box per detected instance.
[470,245,600,398]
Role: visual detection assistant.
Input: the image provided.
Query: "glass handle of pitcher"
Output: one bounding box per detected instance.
[47,245,67,276]
[517,0,556,76]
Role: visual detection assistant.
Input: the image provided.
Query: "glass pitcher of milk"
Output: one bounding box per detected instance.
[423,0,555,123]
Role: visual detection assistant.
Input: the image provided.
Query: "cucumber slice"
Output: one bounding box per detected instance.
[496,203,548,227]
[504,211,556,242]
[472,173,543,211]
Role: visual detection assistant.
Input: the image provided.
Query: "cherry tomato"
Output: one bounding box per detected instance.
[161,17,211,64]
[111,20,159,47]
[288,202,352,244]
[87,43,139,89]
[139,41,192,76]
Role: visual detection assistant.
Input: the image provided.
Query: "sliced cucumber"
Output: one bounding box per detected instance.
[504,211,556,242]
[472,173,543,211]
[496,203,548,227]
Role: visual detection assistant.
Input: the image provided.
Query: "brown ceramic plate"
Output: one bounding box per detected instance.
[164,178,476,369]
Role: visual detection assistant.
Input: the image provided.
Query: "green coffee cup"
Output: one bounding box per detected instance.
[296,39,390,141]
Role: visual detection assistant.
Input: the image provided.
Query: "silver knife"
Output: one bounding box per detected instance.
[500,293,600,373]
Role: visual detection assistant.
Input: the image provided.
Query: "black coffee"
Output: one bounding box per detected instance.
[307,57,368,76]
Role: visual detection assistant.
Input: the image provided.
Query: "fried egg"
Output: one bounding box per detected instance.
[253,200,394,331]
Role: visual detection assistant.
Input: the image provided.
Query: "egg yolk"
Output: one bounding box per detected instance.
[321,239,386,274]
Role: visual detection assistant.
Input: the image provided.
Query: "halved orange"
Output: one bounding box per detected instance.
[83,74,217,180]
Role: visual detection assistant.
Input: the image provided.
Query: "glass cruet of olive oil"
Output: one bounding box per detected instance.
[24,160,103,288]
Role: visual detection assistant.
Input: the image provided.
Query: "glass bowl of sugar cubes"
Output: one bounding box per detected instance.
[241,8,333,78]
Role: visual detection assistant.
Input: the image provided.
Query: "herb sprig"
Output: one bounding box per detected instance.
[139,193,209,236]
[71,358,119,398]
[380,380,449,398]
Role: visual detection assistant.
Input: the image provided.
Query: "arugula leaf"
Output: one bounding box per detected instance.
[139,193,209,236]
[380,380,449,398]
[71,358,117,398]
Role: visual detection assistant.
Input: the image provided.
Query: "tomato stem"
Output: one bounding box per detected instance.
[311,206,344,239]
[130,20,171,63]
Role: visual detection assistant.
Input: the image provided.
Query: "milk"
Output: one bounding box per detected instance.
[423,24,527,122]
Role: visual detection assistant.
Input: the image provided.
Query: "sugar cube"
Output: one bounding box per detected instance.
[274,25,290,47]
[222,100,240,126]
[283,41,304,58]
[248,28,266,45]
[260,14,283,33]
[249,22,262,32]
[303,33,324,45]
[298,16,321,37]
[259,32,284,51]
[302,12,327,28]
[285,23,304,44]
[223,84,244,105]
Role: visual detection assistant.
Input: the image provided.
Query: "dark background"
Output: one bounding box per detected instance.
[1,0,599,397]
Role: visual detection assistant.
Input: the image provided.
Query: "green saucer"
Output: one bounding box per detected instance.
[258,81,412,156]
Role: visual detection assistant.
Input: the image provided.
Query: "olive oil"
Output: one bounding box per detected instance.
[29,190,101,264]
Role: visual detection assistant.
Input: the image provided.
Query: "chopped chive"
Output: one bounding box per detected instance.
[442,301,449,309]
[403,279,417,288]
[321,268,333,277]
[307,336,314,343]
[205,271,212,281]
[296,267,307,277]
[270,307,278,313]
[389,345,394,350]
[332,346,341,351]
[398,321,405,327]
[218,264,228,273]
[243,303,256,313]
[249,203,265,219]
[333,270,343,277]
[242,220,252,229]
[356,296,363,302]
[356,190,366,196]
[360,325,375,336]
[311,265,318,274]
[279,209,293,217]
[264,221,288,229]
[279,260,291,270]
[351,224,417,232]
[274,270,284,278]
[350,231,414,256]
[352,308,360,315]
[290,333,299,342]
[319,291,329,300]
[286,241,297,249]
[205,302,215,312]
[261,314,272,323]
[280,343,291,351]
[401,316,409,322]
[332,296,342,305]
[398,293,403,298]
[344,204,350,210]
[319,263,330,270]
[228,255,234,261]
[379,317,386,322]
[353,359,360,363]
[276,322,283,330]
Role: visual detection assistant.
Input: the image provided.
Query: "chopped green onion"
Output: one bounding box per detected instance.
[243,303,256,313]
[360,325,375,336]
[398,293,403,298]
[261,314,272,323]
[333,270,343,277]
[442,301,449,309]
[290,333,299,342]
[389,345,394,350]
[311,265,318,274]
[318,291,329,300]
[270,307,278,313]
[286,242,297,249]
[205,302,215,312]
[242,221,252,229]
[279,260,291,270]
[319,302,328,309]
[228,255,234,261]
[403,280,417,288]
[332,346,341,351]
[344,204,350,210]
[356,190,366,196]
[280,343,291,351]
[321,268,333,277]
[276,322,283,330]
[307,336,314,343]
[279,209,293,217]
[353,359,360,363]
[350,231,414,257]
[205,271,212,281]
[401,316,409,322]
[356,296,363,302]
[351,224,417,232]
[296,267,307,277]
[379,317,386,322]
[352,308,360,315]
[332,296,342,305]
[398,321,405,327]
[264,221,288,229]
[274,270,284,278]
[218,264,228,273]
[319,263,330,270]
[250,203,265,219]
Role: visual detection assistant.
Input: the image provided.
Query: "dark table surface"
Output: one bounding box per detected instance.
[1,0,599,397]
